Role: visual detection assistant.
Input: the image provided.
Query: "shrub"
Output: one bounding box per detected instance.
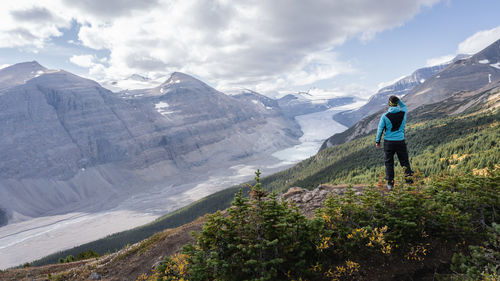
[449,223,500,280]
[140,170,499,281]
[183,170,320,280]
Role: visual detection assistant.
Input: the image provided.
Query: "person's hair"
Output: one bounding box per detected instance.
[389,95,399,107]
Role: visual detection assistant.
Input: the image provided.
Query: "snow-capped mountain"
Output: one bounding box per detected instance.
[277,91,358,118]
[331,61,453,127]
[128,74,151,82]
[0,64,301,226]
[321,39,500,149]
[101,73,160,92]
[232,89,280,111]
[405,41,500,108]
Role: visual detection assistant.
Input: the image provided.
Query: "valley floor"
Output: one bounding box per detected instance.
[0,156,294,269]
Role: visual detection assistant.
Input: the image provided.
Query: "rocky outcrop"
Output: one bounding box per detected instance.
[282,184,366,218]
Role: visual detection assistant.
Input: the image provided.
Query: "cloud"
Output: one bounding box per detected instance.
[0,0,443,93]
[10,6,55,22]
[69,54,107,79]
[458,25,500,54]
[76,0,440,93]
[308,84,372,99]
[424,25,500,69]
[284,51,353,87]
[377,75,407,90]
[426,54,455,67]
[69,54,96,68]
[0,1,71,48]
[62,0,159,18]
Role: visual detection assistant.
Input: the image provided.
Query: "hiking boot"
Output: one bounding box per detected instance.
[387,180,394,191]
[405,174,414,184]
[405,171,414,184]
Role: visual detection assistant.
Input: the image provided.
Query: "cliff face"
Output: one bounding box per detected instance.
[0,66,301,224]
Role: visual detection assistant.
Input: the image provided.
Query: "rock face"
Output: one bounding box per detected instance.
[0,65,301,225]
[321,39,500,150]
[282,184,365,218]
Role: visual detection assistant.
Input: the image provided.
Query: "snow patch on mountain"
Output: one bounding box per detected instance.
[101,74,162,92]
[490,62,500,69]
[155,101,176,115]
[167,79,181,84]
[479,59,490,64]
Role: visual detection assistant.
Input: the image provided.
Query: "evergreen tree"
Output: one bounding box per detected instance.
[183,170,319,280]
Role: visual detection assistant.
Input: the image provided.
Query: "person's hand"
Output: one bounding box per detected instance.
[376,142,381,148]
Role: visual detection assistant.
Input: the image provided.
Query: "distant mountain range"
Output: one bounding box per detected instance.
[0,65,307,226]
[322,39,500,148]
[276,92,359,118]
[332,54,470,128]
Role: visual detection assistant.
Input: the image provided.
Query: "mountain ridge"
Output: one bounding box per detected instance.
[321,39,500,149]
[0,64,301,228]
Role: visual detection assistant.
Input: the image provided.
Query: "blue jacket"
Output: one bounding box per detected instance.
[376,100,407,143]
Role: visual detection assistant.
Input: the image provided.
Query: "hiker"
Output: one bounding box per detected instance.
[375,95,413,190]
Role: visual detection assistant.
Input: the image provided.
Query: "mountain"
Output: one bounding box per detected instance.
[405,41,500,108]
[101,73,158,92]
[232,89,280,110]
[127,74,151,82]
[321,39,500,149]
[0,61,48,92]
[331,57,471,128]
[0,65,301,226]
[276,91,357,118]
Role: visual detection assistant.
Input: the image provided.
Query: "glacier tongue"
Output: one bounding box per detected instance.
[273,108,347,163]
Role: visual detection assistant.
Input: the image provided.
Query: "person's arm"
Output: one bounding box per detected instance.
[398,99,407,112]
[375,115,385,145]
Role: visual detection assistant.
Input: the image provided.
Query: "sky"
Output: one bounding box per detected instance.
[1,0,500,98]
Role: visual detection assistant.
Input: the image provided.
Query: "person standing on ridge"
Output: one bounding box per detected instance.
[375,95,413,190]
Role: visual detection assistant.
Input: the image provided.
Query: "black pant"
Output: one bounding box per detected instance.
[384,140,412,182]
